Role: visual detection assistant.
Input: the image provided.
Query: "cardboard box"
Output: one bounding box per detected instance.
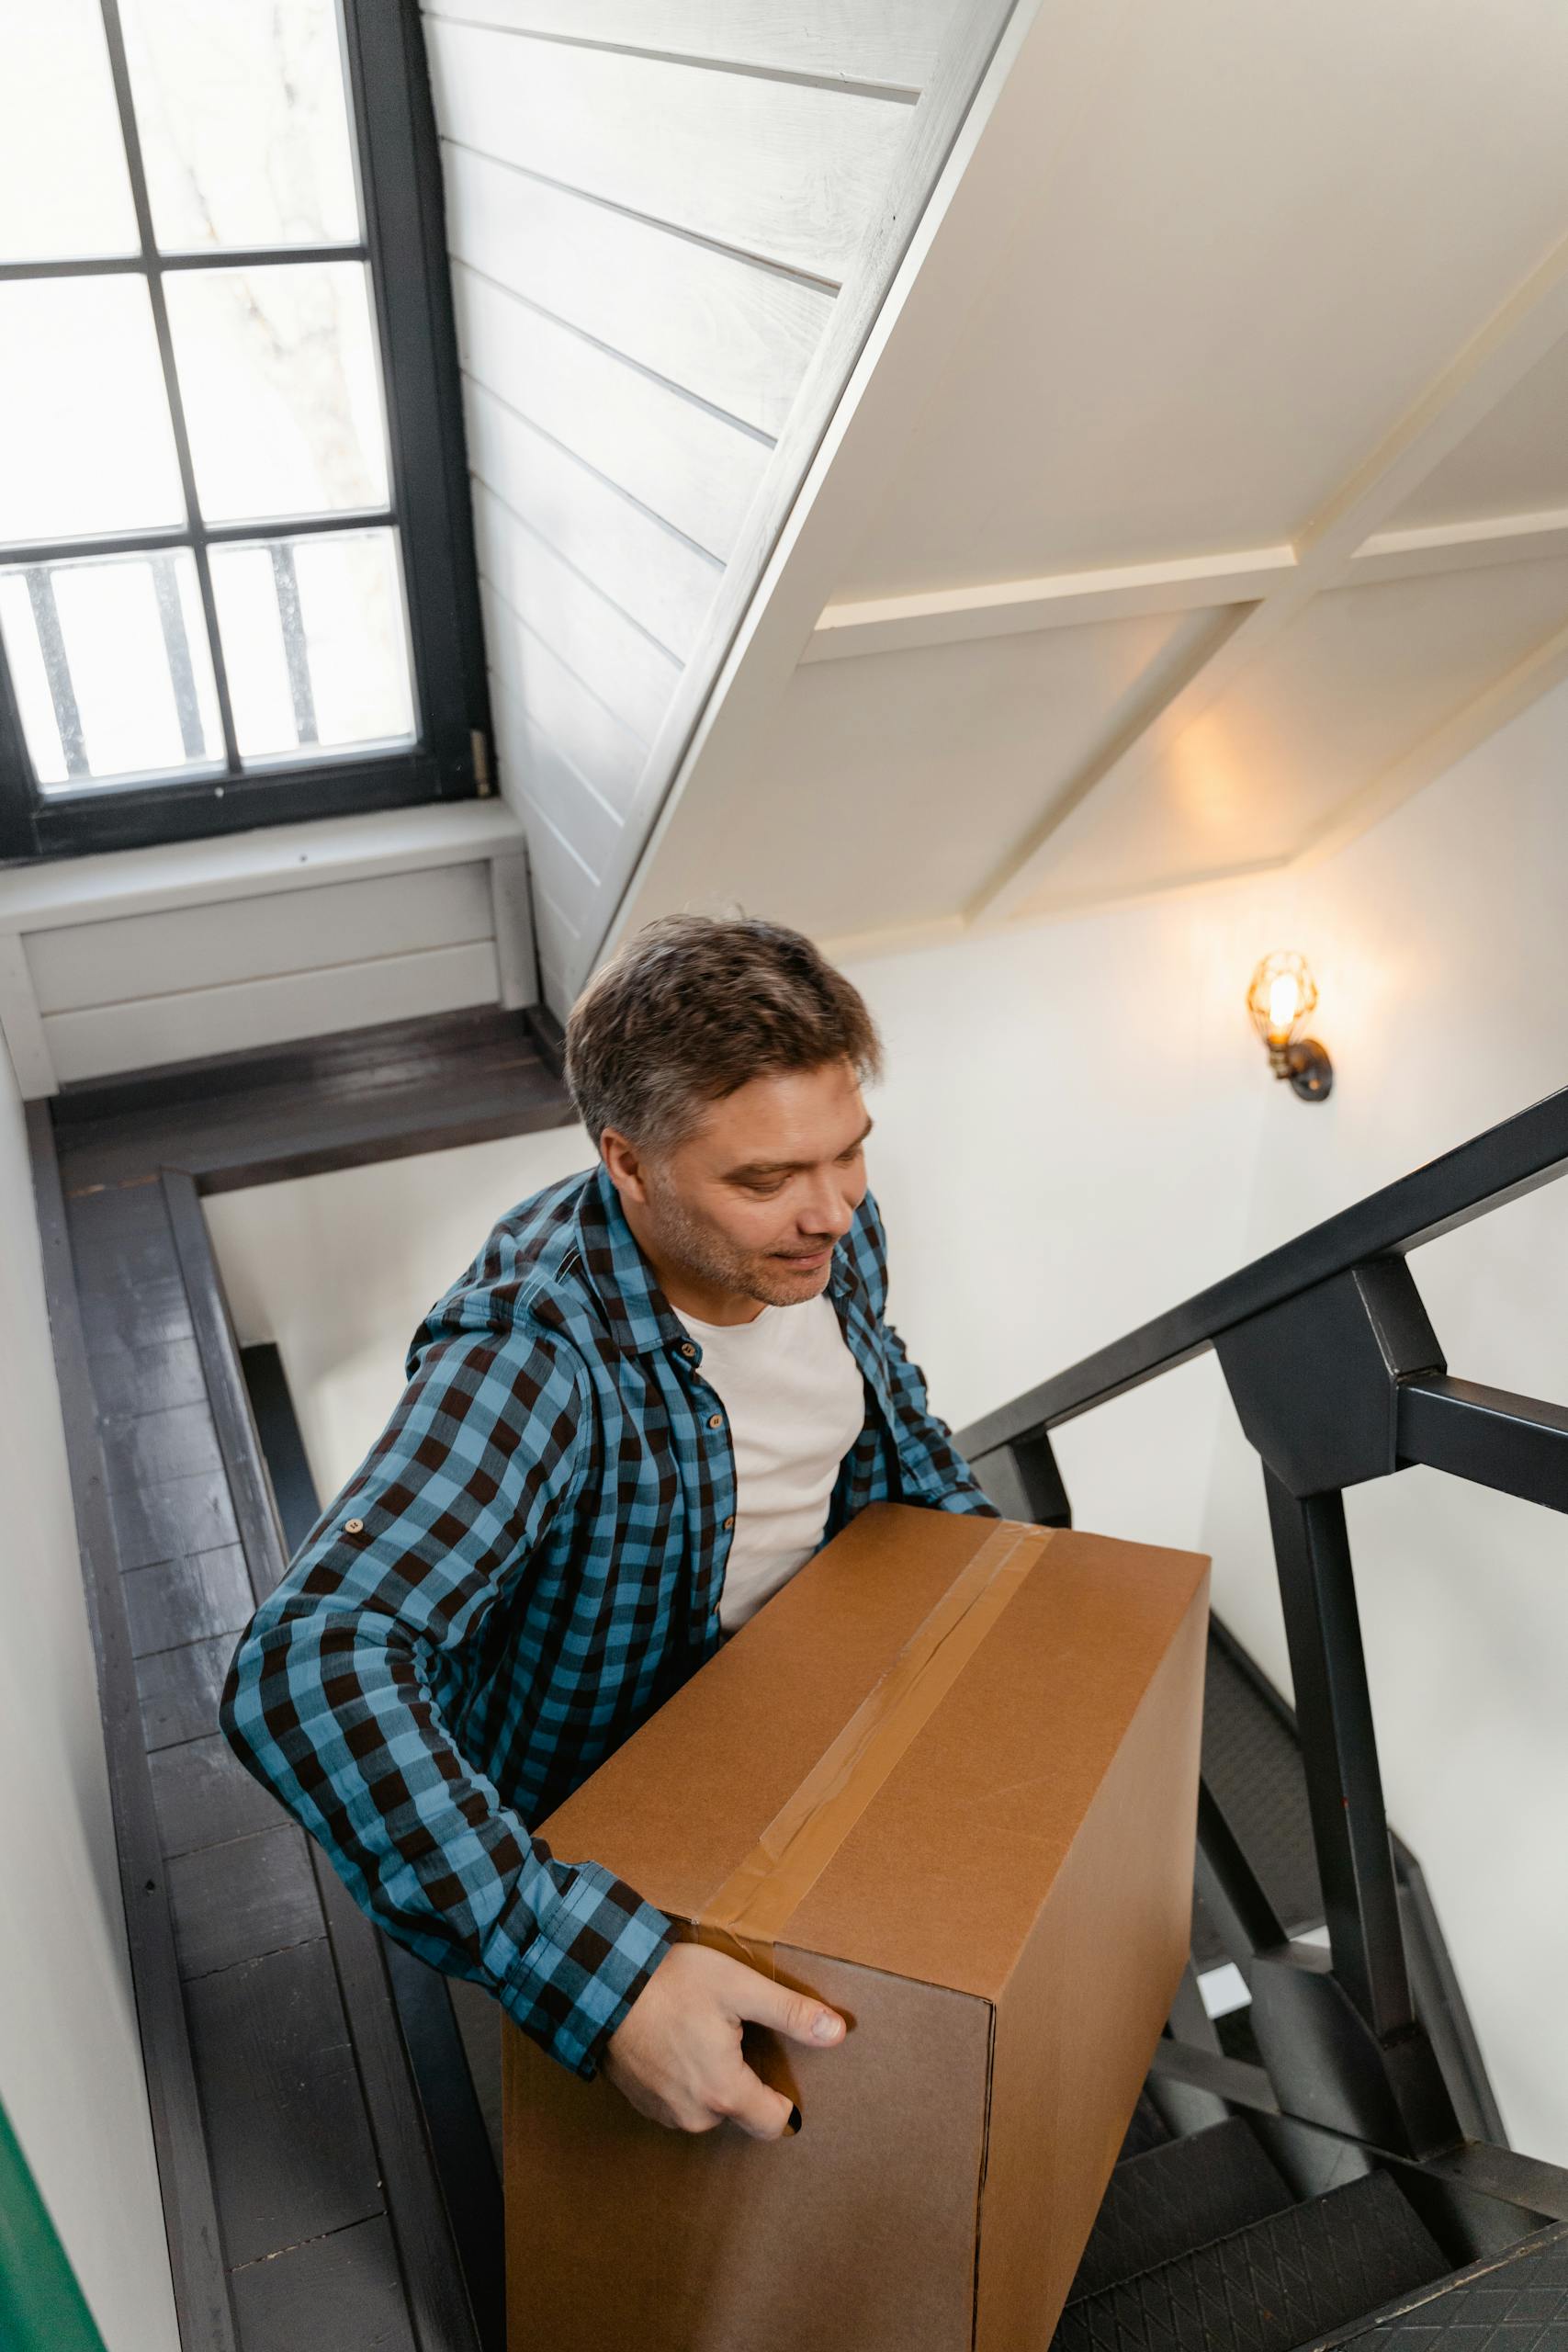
[504,1503,1209,2351]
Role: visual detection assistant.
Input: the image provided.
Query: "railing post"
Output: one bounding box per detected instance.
[968,1428,1071,1527]
[1261,1470,1412,2040]
[1214,1264,1463,2153]
[1213,1255,1444,2036]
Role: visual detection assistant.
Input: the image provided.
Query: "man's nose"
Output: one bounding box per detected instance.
[798,1176,855,1238]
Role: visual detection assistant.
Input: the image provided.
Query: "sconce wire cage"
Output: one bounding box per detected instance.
[1246,949,1318,1046]
[1247,950,1333,1102]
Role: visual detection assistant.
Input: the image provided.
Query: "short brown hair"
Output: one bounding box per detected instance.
[564,913,882,1151]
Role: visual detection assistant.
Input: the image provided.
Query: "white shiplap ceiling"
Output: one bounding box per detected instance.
[609,0,1568,961]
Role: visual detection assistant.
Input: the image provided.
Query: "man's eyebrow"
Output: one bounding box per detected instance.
[725,1114,874,1180]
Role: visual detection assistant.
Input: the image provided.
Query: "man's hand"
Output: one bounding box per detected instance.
[602,1942,846,2138]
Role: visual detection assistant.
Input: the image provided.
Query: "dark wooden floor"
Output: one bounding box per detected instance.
[30,1005,575,2352]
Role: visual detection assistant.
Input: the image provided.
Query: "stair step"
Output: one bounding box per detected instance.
[1050,2166,1449,2352]
[1068,2119,1294,2303]
[1311,2217,1568,2346]
[1115,2090,1172,2166]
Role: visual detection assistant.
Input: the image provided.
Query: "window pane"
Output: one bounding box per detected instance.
[164,263,389,525]
[0,0,139,263]
[0,277,186,544]
[118,0,359,253]
[210,528,414,762]
[0,550,222,786]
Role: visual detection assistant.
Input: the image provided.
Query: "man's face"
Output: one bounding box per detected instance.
[604,1059,872,1309]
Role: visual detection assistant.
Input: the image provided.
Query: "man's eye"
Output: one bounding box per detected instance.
[744,1177,785,1196]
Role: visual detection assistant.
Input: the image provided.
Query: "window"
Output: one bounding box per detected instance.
[0,0,488,861]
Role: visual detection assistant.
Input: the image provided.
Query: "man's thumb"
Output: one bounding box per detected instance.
[733,1973,846,2050]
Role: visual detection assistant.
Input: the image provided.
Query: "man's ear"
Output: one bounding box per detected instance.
[600,1127,650,1207]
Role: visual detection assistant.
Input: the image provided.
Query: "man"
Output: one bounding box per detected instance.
[220,914,997,2146]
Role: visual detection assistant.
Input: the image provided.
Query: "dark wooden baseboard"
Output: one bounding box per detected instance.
[28,1102,239,2352]
[244,1337,505,2347]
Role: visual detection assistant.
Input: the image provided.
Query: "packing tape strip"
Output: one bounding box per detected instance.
[696,1521,1051,1977]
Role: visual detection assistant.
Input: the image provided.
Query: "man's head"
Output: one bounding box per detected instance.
[564,915,883,1311]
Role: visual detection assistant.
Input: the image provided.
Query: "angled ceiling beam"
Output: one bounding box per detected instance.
[802,544,1297,661]
[1350,503,1568,584]
[813,599,1568,963]
[969,243,1568,923]
[802,502,1568,664]
[1293,607,1568,874]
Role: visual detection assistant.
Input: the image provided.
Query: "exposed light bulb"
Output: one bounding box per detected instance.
[1267,971,1300,1044]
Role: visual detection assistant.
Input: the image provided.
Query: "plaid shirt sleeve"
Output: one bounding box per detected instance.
[881,1313,1000,1517]
[218,1326,674,2079]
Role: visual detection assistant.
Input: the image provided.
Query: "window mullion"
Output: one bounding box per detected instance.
[4,510,400,573]
[23,570,88,779]
[150,552,205,762]
[267,544,320,748]
[96,0,242,778]
[0,243,367,286]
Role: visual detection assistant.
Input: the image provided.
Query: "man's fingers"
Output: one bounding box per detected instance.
[601,1946,840,2140]
[723,1960,846,2050]
[614,2072,712,2135]
[718,2057,799,2142]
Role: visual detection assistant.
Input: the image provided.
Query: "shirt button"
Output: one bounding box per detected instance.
[707,1412,723,1430]
[344,1517,364,1533]
[679,1343,695,1358]
[723,1515,734,1530]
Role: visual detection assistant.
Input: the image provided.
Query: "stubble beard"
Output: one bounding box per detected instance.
[642,1166,828,1310]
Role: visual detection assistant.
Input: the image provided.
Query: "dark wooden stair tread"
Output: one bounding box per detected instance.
[1052,2165,1449,2352]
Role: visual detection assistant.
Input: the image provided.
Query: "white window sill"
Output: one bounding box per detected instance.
[0,799,526,935]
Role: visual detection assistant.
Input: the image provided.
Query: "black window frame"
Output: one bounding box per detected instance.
[0,0,489,865]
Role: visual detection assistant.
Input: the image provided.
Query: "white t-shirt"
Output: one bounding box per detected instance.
[674,1291,866,1634]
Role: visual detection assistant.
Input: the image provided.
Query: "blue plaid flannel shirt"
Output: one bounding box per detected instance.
[219,1158,997,2078]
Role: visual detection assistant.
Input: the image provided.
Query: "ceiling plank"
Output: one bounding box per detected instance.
[420,0,953,96]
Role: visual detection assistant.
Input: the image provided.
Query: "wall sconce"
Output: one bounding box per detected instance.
[1247,951,1333,1102]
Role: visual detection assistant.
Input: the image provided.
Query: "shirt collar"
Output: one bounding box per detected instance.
[570,1159,683,1357]
[576,1159,862,1356]
[827,1236,860,1303]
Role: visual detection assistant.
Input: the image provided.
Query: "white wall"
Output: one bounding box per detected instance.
[0,1032,179,2350]
[843,881,1292,1548]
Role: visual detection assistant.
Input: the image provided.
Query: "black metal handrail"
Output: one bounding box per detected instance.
[959,1079,1568,1456]
[954,1077,1568,2174]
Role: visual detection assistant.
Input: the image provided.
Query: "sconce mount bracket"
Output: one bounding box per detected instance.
[1269,1036,1334,1102]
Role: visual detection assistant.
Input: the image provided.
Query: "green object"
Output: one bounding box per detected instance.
[0,2096,107,2352]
